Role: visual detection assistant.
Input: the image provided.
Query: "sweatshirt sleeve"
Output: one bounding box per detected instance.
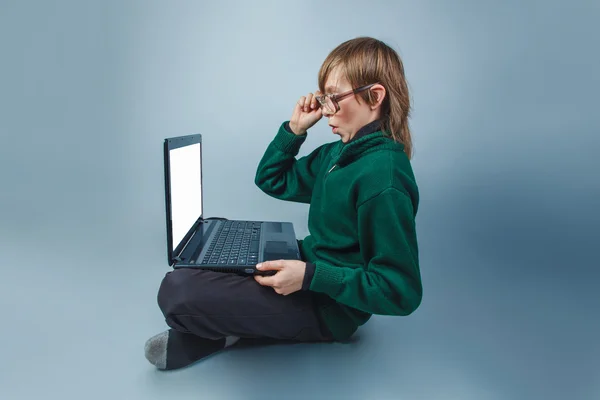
[309,187,422,316]
[254,121,331,204]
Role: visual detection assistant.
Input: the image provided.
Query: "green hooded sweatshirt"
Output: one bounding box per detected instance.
[255,120,422,340]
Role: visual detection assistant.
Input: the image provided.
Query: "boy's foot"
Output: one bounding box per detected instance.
[144,329,240,370]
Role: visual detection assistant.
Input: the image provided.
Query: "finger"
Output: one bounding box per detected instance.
[297,96,306,111]
[255,275,280,291]
[292,102,303,118]
[254,274,274,286]
[312,91,322,109]
[256,260,283,271]
[304,93,313,112]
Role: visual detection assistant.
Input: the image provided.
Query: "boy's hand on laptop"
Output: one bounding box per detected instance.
[288,91,323,135]
[253,260,306,295]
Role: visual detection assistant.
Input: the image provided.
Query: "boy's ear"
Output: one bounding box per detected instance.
[370,84,386,109]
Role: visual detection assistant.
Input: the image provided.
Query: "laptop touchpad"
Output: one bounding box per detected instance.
[263,240,293,261]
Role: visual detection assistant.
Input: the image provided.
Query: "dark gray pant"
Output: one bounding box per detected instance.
[157,268,333,342]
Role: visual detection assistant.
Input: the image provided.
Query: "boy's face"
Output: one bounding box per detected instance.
[323,66,377,143]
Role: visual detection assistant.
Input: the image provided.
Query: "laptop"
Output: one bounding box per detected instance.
[163,134,301,275]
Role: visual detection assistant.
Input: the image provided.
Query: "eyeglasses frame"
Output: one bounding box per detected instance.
[315,83,379,114]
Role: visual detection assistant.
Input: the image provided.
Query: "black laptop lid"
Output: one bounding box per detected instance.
[163,134,204,265]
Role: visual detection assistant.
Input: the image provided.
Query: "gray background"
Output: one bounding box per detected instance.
[1,0,598,399]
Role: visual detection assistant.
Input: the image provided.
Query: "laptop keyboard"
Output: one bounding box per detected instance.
[199,220,261,266]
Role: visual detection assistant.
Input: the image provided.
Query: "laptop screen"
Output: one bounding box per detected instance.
[168,142,202,249]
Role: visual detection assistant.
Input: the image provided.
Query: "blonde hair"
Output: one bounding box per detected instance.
[318,37,413,159]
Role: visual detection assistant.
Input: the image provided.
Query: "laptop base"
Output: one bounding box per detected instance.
[171,219,301,276]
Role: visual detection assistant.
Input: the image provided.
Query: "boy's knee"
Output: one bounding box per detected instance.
[157,269,193,317]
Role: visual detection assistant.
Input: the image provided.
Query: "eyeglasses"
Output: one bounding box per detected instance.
[315,83,378,115]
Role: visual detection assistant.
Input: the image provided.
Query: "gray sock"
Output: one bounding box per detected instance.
[144,329,240,370]
[144,331,169,369]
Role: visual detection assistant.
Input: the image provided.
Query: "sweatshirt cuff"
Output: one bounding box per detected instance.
[309,261,344,296]
[273,121,307,154]
[284,121,293,134]
[302,262,316,291]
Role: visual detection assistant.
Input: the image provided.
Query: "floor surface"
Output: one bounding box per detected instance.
[2,227,597,400]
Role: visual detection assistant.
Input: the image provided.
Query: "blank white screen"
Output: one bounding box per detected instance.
[169,143,202,249]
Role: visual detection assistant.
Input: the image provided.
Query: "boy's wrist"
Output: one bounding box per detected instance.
[288,122,306,136]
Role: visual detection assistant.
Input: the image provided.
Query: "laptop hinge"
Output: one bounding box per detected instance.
[170,255,182,268]
[172,226,198,263]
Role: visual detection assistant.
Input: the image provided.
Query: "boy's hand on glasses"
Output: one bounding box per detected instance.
[289,91,323,136]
